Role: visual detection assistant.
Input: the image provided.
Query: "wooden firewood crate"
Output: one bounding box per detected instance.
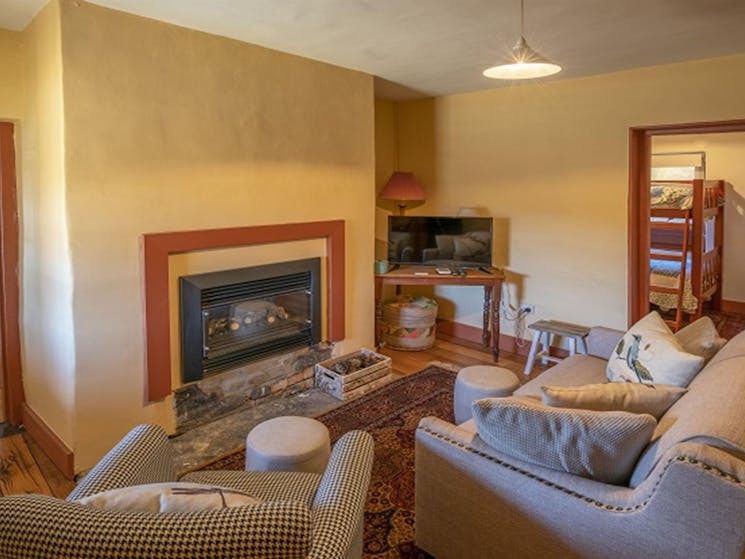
[314,348,392,401]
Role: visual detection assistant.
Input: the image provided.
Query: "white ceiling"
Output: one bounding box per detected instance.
[3,0,745,99]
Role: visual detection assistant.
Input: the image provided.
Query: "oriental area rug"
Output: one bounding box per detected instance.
[201,364,458,559]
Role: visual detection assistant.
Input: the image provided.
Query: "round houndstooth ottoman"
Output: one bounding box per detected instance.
[453,366,520,424]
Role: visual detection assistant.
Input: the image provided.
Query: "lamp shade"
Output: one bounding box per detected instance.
[380,171,425,202]
[483,36,561,80]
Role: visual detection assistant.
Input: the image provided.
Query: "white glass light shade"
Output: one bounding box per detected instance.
[483,36,561,80]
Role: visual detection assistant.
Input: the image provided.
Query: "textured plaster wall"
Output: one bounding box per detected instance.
[20,0,76,447]
[654,132,745,302]
[395,54,745,336]
[0,30,24,120]
[34,0,376,471]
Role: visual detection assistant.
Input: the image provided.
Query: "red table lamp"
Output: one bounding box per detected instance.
[379,171,425,215]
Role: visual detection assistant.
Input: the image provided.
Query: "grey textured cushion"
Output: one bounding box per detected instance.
[471,397,656,484]
[675,316,727,364]
[541,382,687,419]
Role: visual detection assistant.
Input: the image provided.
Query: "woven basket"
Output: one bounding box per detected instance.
[382,295,438,351]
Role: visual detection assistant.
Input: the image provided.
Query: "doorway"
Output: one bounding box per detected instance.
[629,119,745,337]
[0,122,22,425]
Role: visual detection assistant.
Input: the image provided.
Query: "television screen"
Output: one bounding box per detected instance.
[387,216,493,267]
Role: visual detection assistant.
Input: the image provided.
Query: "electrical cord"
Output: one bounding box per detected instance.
[500,283,531,348]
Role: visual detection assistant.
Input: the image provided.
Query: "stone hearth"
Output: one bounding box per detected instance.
[173,343,333,435]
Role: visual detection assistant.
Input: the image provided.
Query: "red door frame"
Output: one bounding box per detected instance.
[628,118,745,326]
[0,122,23,425]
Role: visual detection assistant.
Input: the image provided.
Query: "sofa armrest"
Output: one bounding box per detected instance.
[308,430,374,559]
[586,326,624,360]
[66,424,176,501]
[416,417,745,559]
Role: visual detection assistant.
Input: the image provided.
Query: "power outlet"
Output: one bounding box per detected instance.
[518,304,535,314]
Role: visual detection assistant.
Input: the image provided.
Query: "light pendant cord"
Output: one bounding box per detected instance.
[520,0,524,37]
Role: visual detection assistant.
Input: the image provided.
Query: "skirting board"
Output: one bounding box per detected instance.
[21,403,75,480]
[721,299,745,314]
[436,319,569,359]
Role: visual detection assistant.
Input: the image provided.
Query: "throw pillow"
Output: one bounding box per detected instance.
[471,397,656,485]
[541,382,687,419]
[75,482,262,513]
[674,316,727,364]
[606,311,704,387]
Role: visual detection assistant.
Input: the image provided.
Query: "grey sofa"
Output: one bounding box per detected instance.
[0,424,374,559]
[416,327,745,559]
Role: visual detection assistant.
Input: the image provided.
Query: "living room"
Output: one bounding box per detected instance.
[1,1,745,558]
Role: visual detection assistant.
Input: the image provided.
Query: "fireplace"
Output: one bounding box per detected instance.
[180,258,321,382]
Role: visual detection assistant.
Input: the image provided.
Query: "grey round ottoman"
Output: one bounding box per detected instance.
[245,416,331,474]
[454,366,520,424]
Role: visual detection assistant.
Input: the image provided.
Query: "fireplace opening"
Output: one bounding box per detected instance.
[180,258,321,382]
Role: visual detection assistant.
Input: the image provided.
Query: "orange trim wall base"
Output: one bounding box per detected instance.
[436,319,569,359]
[21,404,75,480]
[721,300,745,314]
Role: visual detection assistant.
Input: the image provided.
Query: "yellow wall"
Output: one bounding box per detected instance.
[654,132,745,302]
[14,0,376,472]
[0,30,24,120]
[374,99,395,259]
[394,54,745,335]
[21,0,76,447]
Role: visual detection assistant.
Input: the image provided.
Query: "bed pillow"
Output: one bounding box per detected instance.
[541,382,687,419]
[75,482,262,513]
[471,397,656,485]
[606,311,705,387]
[674,316,727,364]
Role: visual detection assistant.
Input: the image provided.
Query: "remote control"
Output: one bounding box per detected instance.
[435,267,452,275]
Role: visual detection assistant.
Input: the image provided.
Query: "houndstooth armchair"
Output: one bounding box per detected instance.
[0,424,374,559]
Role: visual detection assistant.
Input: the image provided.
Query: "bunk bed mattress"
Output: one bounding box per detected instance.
[650,182,693,210]
[649,257,698,313]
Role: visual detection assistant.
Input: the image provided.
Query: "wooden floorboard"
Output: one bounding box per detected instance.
[0,433,53,496]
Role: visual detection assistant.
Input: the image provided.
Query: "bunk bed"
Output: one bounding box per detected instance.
[648,179,724,331]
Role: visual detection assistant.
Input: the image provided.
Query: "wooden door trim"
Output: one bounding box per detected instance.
[142,220,346,402]
[0,122,23,425]
[628,118,745,326]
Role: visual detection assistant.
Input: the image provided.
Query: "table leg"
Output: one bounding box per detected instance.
[490,284,500,362]
[482,285,491,349]
[375,278,383,348]
[524,329,541,376]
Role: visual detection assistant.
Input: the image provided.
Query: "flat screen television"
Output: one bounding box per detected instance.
[387,216,493,267]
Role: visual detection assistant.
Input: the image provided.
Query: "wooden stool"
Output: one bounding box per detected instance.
[524,320,590,376]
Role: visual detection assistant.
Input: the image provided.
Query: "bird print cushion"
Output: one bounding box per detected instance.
[607,311,705,387]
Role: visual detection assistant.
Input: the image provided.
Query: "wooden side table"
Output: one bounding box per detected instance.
[374,267,504,361]
[523,320,591,376]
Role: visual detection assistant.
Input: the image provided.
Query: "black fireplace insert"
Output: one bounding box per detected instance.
[180,258,321,382]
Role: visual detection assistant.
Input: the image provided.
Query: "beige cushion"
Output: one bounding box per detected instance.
[674,316,727,364]
[471,396,656,485]
[541,382,687,419]
[606,311,704,387]
[75,482,262,513]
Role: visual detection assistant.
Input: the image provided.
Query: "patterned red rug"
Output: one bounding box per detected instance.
[201,365,457,559]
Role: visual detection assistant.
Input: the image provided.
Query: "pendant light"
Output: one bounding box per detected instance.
[483,0,561,80]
